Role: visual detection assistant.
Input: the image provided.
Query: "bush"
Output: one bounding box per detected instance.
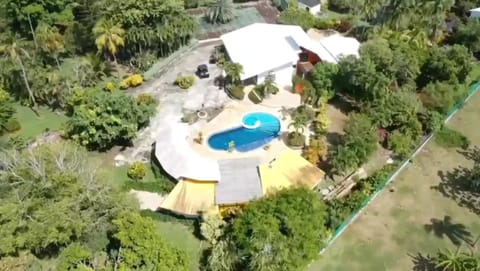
[287,131,305,147]
[120,74,144,89]
[419,110,444,134]
[4,119,21,133]
[248,89,263,104]
[421,81,465,114]
[229,85,245,100]
[175,75,195,89]
[435,126,470,149]
[137,93,157,107]
[387,130,415,158]
[127,162,147,180]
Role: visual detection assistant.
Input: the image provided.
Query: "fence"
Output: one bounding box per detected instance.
[320,80,480,254]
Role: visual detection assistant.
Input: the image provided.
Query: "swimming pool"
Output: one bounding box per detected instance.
[208,112,281,152]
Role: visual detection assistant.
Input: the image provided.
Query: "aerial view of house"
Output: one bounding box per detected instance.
[1,0,480,270]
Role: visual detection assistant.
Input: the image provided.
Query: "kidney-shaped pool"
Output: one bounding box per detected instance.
[207,112,281,152]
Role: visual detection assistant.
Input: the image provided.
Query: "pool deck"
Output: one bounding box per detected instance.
[155,86,303,181]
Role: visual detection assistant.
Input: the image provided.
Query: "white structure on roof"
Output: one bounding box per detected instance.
[317,34,360,61]
[470,7,480,18]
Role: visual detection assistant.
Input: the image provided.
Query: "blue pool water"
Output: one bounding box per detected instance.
[208,112,281,152]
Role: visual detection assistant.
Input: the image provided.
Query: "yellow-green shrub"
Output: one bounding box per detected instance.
[175,75,195,89]
[127,162,147,180]
[120,74,144,89]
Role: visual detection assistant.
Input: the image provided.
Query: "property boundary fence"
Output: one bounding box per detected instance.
[320,80,480,254]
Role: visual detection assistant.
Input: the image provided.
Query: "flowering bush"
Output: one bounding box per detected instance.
[127,162,147,180]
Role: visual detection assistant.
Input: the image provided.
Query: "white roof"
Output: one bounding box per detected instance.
[318,34,360,61]
[221,23,319,80]
[155,123,221,181]
[470,7,480,17]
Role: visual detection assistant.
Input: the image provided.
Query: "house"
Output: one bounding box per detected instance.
[158,150,325,216]
[470,7,480,18]
[220,23,360,87]
[298,0,322,15]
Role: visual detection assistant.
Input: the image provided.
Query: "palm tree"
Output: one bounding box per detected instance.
[288,115,307,135]
[262,73,277,97]
[435,247,470,271]
[35,23,65,70]
[224,62,243,85]
[0,38,38,112]
[206,0,235,24]
[93,19,125,63]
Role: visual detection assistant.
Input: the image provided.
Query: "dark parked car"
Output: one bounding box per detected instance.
[196,64,210,79]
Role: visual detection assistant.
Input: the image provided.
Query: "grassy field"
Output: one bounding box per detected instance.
[7,104,67,139]
[309,91,480,270]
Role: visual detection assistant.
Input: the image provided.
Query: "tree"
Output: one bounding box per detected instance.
[227,188,330,271]
[262,73,278,97]
[0,143,130,256]
[434,246,478,271]
[93,19,125,63]
[307,62,339,104]
[314,96,330,134]
[331,113,378,173]
[224,62,243,84]
[387,130,415,158]
[421,81,465,114]
[35,23,66,69]
[206,0,235,24]
[110,211,190,271]
[303,138,328,165]
[454,18,480,57]
[0,89,16,134]
[65,89,156,150]
[0,37,38,110]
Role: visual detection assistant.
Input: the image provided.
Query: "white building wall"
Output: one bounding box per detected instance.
[257,62,295,87]
[297,3,321,15]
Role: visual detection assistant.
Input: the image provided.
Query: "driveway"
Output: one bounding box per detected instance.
[115,42,232,165]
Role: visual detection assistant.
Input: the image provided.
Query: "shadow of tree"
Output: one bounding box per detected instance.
[326,132,342,146]
[424,216,473,246]
[409,252,437,271]
[434,146,480,215]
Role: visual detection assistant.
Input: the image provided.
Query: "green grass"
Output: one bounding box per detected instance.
[5,104,67,140]
[155,220,202,271]
[435,126,470,149]
[309,89,480,271]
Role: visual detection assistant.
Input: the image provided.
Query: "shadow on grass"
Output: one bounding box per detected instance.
[434,146,480,215]
[409,252,436,271]
[424,216,473,246]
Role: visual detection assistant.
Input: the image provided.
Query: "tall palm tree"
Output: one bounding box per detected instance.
[92,19,125,63]
[0,38,38,112]
[35,23,65,69]
[224,62,243,84]
[435,247,470,271]
[206,0,235,24]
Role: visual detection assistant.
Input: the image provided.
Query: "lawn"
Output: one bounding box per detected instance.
[6,104,67,139]
[309,91,480,270]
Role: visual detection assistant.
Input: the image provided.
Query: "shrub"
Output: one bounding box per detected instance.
[4,119,21,133]
[127,162,147,180]
[175,75,195,89]
[120,74,144,89]
[387,130,415,158]
[229,85,245,100]
[419,110,444,134]
[287,131,305,147]
[435,126,470,149]
[248,89,262,104]
[137,94,157,107]
[105,82,116,91]
[421,82,464,114]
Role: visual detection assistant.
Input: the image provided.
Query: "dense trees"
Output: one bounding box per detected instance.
[0,89,15,134]
[204,188,330,271]
[0,143,131,256]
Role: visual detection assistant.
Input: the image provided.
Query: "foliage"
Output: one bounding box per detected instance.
[328,0,365,13]
[224,188,330,271]
[287,131,306,147]
[200,210,226,246]
[175,75,195,89]
[418,45,472,87]
[229,84,245,100]
[326,164,397,230]
[331,113,378,173]
[224,62,243,84]
[435,126,470,149]
[3,119,21,133]
[93,19,125,63]
[434,246,480,271]
[127,162,147,180]
[0,142,130,257]
[120,74,144,89]
[303,138,328,165]
[307,62,339,104]
[419,110,444,134]
[139,210,195,229]
[387,130,415,158]
[0,89,16,134]
[248,89,262,104]
[130,51,158,72]
[57,243,96,271]
[206,0,235,24]
[421,81,466,115]
[453,18,480,57]
[314,97,330,134]
[110,211,190,271]
[65,90,155,150]
[278,5,318,30]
